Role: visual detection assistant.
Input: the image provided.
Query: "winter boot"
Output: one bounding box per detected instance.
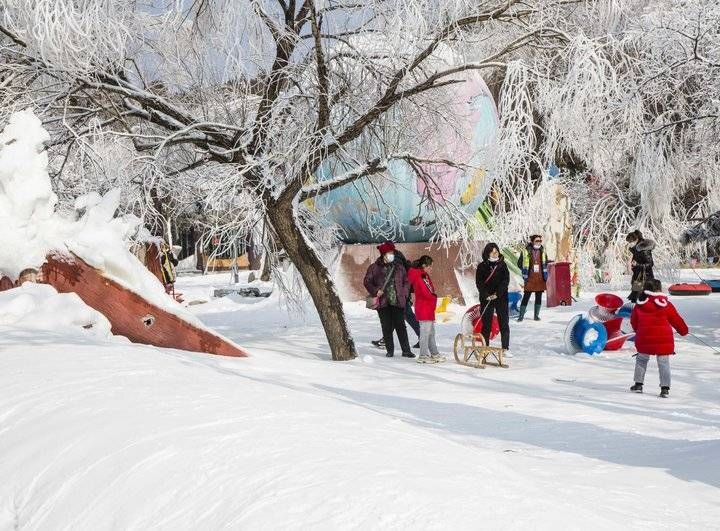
[402,351,416,358]
[630,382,643,393]
[659,386,670,398]
[372,338,385,349]
[417,354,431,363]
[517,305,527,322]
[533,304,542,321]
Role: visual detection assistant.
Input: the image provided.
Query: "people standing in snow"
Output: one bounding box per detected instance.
[407,255,446,363]
[629,279,688,398]
[370,244,420,350]
[476,243,511,355]
[364,242,415,358]
[517,235,549,321]
[626,230,655,303]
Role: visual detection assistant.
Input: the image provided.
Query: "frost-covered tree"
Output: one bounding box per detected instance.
[485,0,720,280]
[3,0,610,360]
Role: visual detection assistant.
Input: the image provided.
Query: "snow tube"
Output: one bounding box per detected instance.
[616,303,633,319]
[602,316,623,338]
[702,279,720,293]
[574,318,608,355]
[595,293,623,312]
[668,283,712,296]
[563,314,584,355]
[605,331,634,351]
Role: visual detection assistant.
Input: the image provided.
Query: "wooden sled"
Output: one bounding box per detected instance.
[41,253,248,357]
[453,333,508,369]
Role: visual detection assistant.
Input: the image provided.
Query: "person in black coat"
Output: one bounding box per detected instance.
[476,242,510,352]
[626,230,655,303]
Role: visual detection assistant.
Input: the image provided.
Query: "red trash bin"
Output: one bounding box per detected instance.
[546,261,572,307]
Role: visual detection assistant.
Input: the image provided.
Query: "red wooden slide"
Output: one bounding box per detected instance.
[40,253,248,357]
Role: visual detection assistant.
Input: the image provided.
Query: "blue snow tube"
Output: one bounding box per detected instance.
[574,318,608,355]
[616,302,633,319]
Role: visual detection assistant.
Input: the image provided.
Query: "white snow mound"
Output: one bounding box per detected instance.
[0,282,112,337]
[0,109,197,322]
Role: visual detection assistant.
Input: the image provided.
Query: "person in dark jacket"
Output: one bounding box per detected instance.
[517,234,549,321]
[364,241,414,358]
[476,242,510,354]
[626,230,655,303]
[371,245,420,349]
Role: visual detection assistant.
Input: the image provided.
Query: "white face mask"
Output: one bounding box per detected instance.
[533,244,541,250]
[489,256,499,262]
[384,253,395,263]
[628,240,637,247]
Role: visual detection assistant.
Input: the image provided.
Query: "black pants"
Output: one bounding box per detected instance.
[377,305,411,355]
[480,298,510,349]
[521,291,543,306]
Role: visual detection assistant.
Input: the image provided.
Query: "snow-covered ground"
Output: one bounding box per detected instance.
[1,271,720,529]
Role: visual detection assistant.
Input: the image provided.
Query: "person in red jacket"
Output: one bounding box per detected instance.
[407,255,445,363]
[629,279,688,397]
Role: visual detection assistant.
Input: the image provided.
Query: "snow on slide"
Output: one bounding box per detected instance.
[0,109,244,356]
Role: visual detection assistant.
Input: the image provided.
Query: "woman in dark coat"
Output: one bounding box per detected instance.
[363,241,414,358]
[517,234,549,321]
[626,230,655,303]
[476,242,510,353]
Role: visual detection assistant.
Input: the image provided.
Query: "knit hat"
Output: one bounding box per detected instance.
[377,241,395,255]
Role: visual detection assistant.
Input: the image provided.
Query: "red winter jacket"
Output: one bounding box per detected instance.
[408,267,437,321]
[630,292,688,355]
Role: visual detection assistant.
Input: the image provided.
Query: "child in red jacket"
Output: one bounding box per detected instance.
[407,255,445,364]
[630,279,688,397]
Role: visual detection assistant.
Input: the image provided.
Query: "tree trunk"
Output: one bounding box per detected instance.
[247,239,263,271]
[266,200,357,361]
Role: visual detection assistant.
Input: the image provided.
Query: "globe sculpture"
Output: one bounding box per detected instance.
[313,72,500,243]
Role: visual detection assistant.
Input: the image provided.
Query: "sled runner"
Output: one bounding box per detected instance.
[452,305,508,368]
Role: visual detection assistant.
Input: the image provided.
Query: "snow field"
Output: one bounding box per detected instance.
[1,271,719,529]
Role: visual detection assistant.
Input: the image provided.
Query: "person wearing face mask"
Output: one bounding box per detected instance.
[363,241,414,358]
[476,242,511,355]
[626,229,655,303]
[517,234,549,321]
[370,245,421,350]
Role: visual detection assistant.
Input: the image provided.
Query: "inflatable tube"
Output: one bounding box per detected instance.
[595,293,623,312]
[575,318,608,355]
[702,279,720,293]
[563,314,584,355]
[616,303,633,319]
[668,283,711,296]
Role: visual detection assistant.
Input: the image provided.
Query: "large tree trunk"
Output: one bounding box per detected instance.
[266,201,357,361]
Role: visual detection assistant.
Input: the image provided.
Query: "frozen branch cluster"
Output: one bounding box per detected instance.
[485,0,720,283]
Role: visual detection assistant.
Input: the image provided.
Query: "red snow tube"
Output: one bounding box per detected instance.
[595,293,623,312]
[668,283,712,296]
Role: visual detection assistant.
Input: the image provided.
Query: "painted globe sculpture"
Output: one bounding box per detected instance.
[313,72,499,244]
